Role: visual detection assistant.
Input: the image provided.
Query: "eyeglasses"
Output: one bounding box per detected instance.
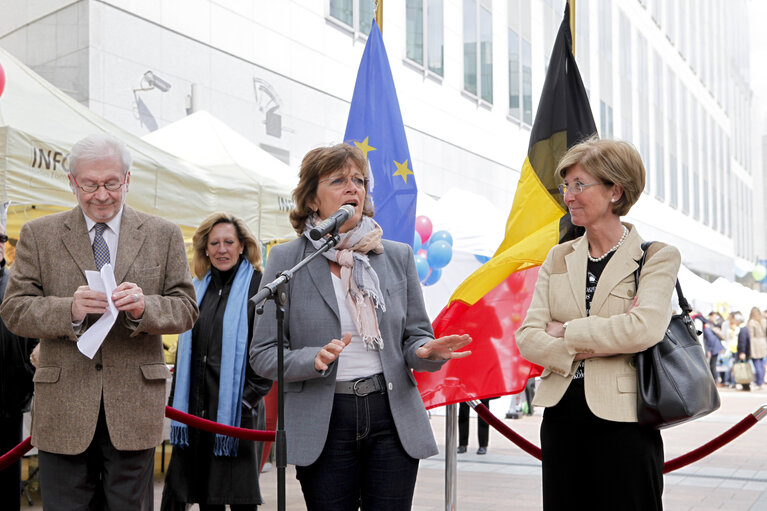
[557,181,604,196]
[72,174,128,193]
[0,235,7,243]
[319,174,367,190]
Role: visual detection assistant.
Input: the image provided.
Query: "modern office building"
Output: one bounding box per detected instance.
[0,0,761,281]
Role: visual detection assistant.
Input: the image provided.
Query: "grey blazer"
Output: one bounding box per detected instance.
[250,237,445,466]
[0,206,198,454]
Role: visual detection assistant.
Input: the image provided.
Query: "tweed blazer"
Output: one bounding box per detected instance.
[516,224,681,422]
[249,237,445,466]
[0,206,198,454]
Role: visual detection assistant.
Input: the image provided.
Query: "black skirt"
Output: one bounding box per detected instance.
[540,378,664,511]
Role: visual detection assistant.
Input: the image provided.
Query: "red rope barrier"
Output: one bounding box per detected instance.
[0,436,32,472]
[662,415,757,473]
[164,406,275,442]
[472,402,541,460]
[0,407,276,473]
[471,402,765,474]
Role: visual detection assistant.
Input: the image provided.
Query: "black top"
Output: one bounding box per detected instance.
[0,262,39,417]
[572,252,615,380]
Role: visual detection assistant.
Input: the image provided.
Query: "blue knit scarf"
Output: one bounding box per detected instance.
[170,259,254,456]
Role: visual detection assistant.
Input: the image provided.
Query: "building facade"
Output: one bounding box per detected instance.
[0,0,761,281]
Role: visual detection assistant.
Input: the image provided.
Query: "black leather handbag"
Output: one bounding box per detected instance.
[634,242,721,429]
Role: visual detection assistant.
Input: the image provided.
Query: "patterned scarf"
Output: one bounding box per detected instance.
[303,214,386,350]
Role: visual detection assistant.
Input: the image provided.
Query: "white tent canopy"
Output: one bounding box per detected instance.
[142,111,298,242]
[0,47,294,242]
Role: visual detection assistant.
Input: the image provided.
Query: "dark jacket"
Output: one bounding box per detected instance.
[703,325,723,357]
[0,265,38,417]
[738,326,751,359]
[163,259,272,506]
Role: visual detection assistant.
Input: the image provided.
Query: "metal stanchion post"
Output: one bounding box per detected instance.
[445,403,458,511]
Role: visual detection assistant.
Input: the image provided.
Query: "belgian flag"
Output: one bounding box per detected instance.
[416,1,597,408]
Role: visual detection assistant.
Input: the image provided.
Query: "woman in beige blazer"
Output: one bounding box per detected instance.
[517,138,680,511]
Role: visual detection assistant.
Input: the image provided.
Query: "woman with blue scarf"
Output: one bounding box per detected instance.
[161,212,273,511]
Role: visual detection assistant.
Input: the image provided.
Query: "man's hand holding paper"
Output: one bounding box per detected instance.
[111,281,145,320]
[77,264,119,358]
[71,285,108,322]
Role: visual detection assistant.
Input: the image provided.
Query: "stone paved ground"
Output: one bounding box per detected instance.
[22,386,767,510]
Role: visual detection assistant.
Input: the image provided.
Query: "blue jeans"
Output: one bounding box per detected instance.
[295,391,419,511]
[754,358,765,386]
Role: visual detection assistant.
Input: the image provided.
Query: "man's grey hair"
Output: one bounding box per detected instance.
[69,133,132,176]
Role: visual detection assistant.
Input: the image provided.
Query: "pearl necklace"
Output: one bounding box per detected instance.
[587,225,629,263]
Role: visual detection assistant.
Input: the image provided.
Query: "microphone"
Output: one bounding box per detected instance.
[309,204,355,240]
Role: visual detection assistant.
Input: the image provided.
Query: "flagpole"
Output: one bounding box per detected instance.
[375,0,383,34]
[569,0,575,55]
[445,404,458,510]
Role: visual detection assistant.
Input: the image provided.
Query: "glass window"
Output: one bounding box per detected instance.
[330,0,353,26]
[406,0,424,65]
[508,28,520,119]
[463,0,478,96]
[655,144,665,202]
[522,39,532,123]
[407,0,444,76]
[359,0,373,34]
[463,0,493,103]
[479,4,493,103]
[329,0,372,35]
[427,0,444,75]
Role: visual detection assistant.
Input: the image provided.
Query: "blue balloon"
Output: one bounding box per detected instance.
[427,240,452,269]
[414,254,430,282]
[423,267,442,286]
[430,230,453,246]
[474,254,490,264]
[413,232,422,252]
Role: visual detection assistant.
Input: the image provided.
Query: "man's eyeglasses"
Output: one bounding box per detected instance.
[72,175,128,193]
[557,181,604,196]
[0,235,8,243]
[319,174,367,190]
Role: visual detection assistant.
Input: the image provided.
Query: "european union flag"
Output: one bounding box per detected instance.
[344,21,417,247]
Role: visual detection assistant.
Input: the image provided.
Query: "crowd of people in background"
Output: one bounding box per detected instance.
[696,306,767,391]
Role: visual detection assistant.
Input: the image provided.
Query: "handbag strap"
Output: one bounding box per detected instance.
[634,241,692,315]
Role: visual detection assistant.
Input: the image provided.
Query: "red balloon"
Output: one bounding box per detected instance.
[415,215,433,244]
[0,62,5,98]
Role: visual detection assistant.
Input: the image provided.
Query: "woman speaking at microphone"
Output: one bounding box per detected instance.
[250,143,471,511]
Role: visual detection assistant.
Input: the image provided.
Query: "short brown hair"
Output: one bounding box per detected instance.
[556,136,645,216]
[191,212,263,279]
[289,143,375,235]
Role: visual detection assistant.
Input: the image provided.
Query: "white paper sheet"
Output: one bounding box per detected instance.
[77,264,119,359]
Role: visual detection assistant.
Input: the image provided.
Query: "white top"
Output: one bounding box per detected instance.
[331,273,383,381]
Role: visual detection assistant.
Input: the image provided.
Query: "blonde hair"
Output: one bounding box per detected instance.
[289,143,374,235]
[556,136,645,217]
[191,212,263,279]
[749,307,763,323]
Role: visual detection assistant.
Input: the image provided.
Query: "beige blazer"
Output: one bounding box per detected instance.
[0,206,198,454]
[517,224,681,422]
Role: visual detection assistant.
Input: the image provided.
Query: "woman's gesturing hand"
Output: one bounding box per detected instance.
[315,333,352,371]
[416,334,472,360]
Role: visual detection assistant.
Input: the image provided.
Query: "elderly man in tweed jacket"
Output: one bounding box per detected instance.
[0,133,198,510]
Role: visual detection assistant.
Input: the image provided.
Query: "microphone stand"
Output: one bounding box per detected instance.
[252,232,341,511]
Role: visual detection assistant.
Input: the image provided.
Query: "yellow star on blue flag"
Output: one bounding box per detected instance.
[344,21,417,247]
